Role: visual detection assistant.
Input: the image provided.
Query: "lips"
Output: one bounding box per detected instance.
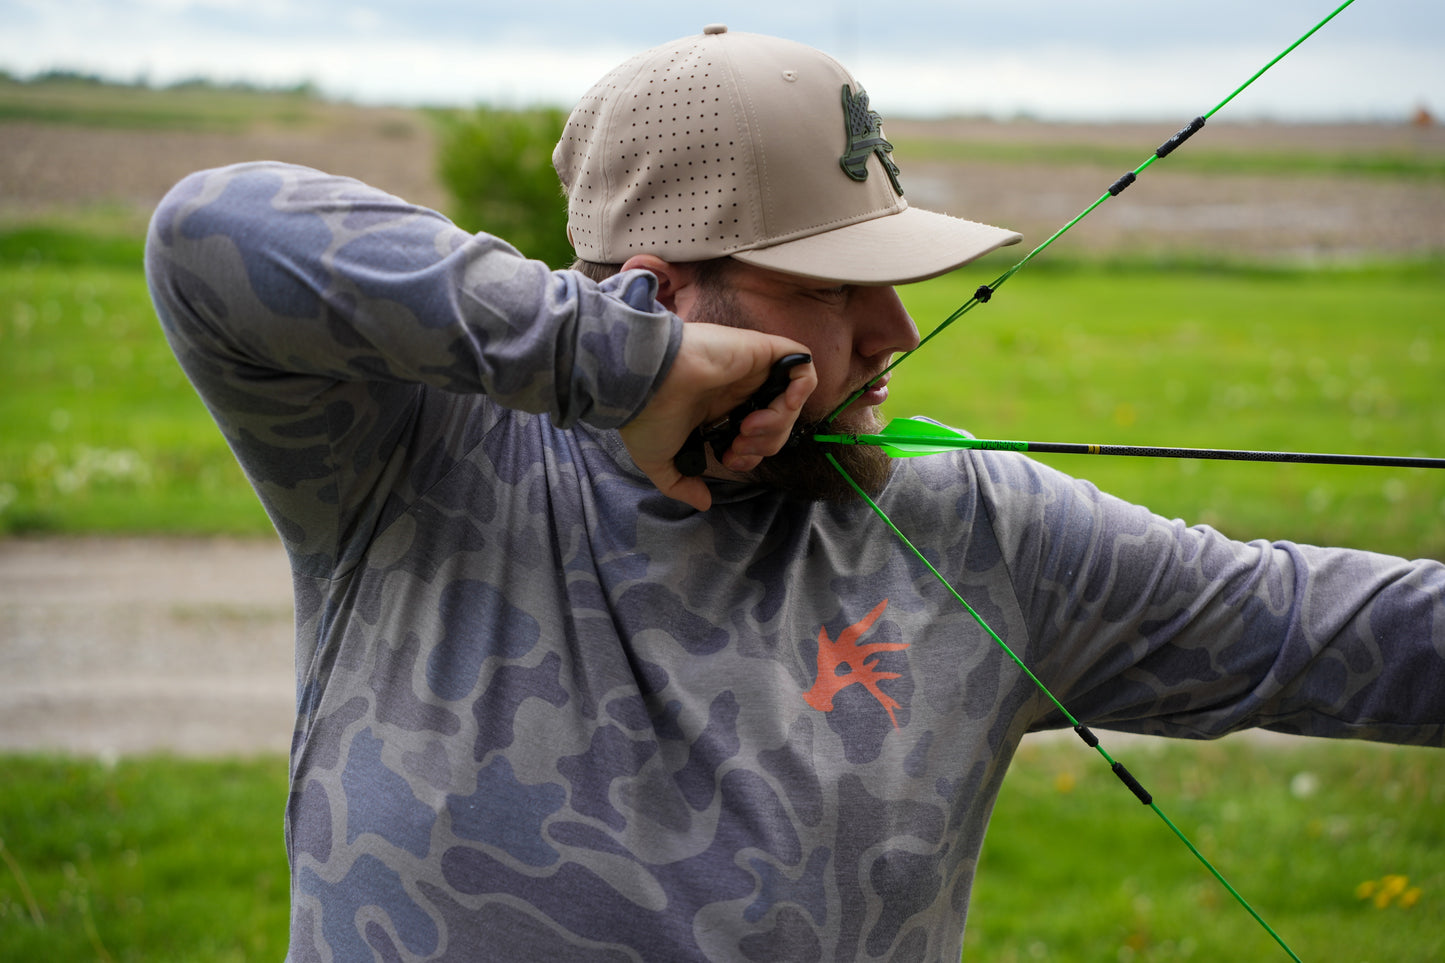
[856,372,890,406]
[811,372,892,429]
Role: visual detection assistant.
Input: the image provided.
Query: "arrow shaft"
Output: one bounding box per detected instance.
[817,433,1445,470]
[1028,441,1443,469]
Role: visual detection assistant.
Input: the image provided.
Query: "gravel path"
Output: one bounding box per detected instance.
[0,536,1304,758]
[0,536,295,758]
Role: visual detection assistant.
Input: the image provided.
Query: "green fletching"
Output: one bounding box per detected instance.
[880,418,970,440]
[877,419,976,457]
[821,420,1031,458]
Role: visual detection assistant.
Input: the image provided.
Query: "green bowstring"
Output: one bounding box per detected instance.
[824,453,1304,961]
[823,0,1361,428]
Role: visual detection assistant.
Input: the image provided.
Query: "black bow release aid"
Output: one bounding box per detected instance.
[674,353,813,477]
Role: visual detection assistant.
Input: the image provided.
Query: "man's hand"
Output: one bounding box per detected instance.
[620,323,817,511]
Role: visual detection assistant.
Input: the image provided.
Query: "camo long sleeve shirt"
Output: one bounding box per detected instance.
[145,162,1445,963]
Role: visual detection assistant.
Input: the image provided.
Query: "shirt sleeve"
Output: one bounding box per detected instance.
[144,162,681,573]
[974,449,1445,746]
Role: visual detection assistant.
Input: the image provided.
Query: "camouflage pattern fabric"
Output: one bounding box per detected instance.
[146,163,1445,962]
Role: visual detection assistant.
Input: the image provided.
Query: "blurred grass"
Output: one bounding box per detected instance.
[968,735,1445,961]
[1,739,1439,961]
[0,754,289,961]
[3,225,1442,554]
[890,254,1445,559]
[0,227,270,535]
[891,135,1445,180]
[0,74,326,132]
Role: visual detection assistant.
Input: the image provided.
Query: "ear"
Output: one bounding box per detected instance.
[621,255,700,317]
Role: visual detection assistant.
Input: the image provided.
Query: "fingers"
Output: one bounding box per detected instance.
[618,323,817,509]
[717,360,817,471]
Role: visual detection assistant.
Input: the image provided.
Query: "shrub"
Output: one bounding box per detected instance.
[435,106,576,270]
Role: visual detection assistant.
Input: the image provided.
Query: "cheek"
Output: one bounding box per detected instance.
[793,326,854,388]
[728,293,855,400]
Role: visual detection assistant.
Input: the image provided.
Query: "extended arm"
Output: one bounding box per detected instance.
[977,451,1445,744]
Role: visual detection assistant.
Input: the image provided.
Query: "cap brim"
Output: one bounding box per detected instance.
[730,206,1022,285]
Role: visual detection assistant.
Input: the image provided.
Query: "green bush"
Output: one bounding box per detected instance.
[435,106,576,270]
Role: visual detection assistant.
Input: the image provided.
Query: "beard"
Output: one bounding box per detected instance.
[746,410,895,503]
[690,281,895,504]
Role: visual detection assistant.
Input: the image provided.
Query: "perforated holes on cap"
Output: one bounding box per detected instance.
[616,46,739,250]
[564,79,627,252]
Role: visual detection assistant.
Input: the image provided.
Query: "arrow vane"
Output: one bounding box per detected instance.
[818,418,1445,469]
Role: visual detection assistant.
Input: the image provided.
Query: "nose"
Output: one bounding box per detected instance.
[853,286,920,361]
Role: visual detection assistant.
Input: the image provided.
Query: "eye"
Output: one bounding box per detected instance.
[809,285,848,303]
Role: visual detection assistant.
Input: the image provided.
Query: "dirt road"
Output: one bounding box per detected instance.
[0,536,295,757]
[3,111,1442,260]
[0,536,1301,759]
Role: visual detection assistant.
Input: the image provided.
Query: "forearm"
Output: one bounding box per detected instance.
[144,161,681,428]
[144,162,684,567]
[982,451,1445,744]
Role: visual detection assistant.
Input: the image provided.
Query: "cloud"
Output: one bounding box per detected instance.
[1,0,1440,119]
[864,41,1443,120]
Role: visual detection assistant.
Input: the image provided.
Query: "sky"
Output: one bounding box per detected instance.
[3,0,1442,121]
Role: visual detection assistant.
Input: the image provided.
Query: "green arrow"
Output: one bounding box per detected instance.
[816,419,1445,469]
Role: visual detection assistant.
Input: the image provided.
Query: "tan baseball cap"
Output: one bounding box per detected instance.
[553,25,1021,286]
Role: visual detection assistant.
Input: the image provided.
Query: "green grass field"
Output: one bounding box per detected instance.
[890,255,1445,560]
[0,227,269,535]
[1,739,1439,961]
[968,736,1444,961]
[3,229,1441,558]
[0,754,290,961]
[0,73,327,132]
[890,133,1445,181]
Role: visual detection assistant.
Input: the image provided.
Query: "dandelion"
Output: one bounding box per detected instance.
[1357,874,1421,909]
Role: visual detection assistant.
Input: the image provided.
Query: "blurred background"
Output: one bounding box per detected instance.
[3,0,1443,119]
[1,1,1442,960]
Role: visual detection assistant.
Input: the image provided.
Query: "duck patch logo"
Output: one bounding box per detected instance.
[839,85,904,197]
[803,599,910,728]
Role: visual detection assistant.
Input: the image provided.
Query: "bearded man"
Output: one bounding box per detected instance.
[146,25,1444,963]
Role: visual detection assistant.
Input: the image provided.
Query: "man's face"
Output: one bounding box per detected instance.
[684,261,921,501]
